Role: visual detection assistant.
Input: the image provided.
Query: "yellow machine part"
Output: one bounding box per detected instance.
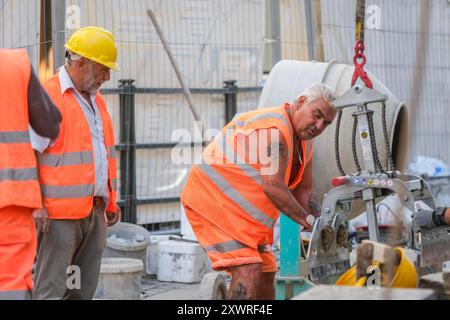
[336,247,417,288]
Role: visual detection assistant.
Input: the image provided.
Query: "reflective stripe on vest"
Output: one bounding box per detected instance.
[0,131,30,143]
[214,132,261,184]
[38,151,93,167]
[0,168,38,182]
[233,112,291,129]
[212,110,294,184]
[197,163,275,228]
[0,290,31,300]
[203,240,248,253]
[228,112,293,166]
[203,240,272,254]
[41,184,95,199]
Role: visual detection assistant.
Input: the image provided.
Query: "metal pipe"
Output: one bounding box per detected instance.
[147,9,201,126]
[270,0,281,63]
[51,0,66,71]
[39,0,53,82]
[305,0,315,60]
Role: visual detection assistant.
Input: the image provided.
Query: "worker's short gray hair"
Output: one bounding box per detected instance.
[295,83,337,110]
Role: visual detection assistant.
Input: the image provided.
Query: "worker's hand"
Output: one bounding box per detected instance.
[414,207,449,232]
[308,193,322,219]
[106,205,121,227]
[413,209,437,232]
[300,215,315,232]
[33,208,50,233]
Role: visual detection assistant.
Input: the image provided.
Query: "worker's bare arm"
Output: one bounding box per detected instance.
[292,160,321,218]
[32,151,50,233]
[260,128,312,229]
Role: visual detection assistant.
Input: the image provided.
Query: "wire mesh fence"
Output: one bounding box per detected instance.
[1,0,448,229]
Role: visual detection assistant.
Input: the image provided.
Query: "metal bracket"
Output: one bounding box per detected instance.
[333,85,388,109]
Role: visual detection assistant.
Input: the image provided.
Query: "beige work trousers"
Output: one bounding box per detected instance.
[32,201,107,300]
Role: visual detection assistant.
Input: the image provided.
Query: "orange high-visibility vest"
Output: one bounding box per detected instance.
[39,73,118,219]
[181,104,313,248]
[0,49,42,210]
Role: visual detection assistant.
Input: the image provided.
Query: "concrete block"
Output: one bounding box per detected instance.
[293,285,435,300]
[103,223,150,272]
[95,258,144,300]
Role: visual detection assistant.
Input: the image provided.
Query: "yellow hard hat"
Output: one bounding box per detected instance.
[390,247,417,288]
[65,26,120,71]
[336,247,417,288]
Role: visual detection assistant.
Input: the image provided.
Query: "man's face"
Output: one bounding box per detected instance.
[80,59,111,95]
[292,97,336,140]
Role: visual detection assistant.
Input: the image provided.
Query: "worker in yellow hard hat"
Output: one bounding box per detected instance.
[64,26,120,71]
[31,26,121,300]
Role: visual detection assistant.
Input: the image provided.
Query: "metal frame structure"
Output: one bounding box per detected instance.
[101,81,262,225]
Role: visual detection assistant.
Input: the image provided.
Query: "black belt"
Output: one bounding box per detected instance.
[93,197,104,207]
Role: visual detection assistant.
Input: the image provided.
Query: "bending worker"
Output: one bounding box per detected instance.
[181,84,338,300]
[0,49,61,300]
[31,26,120,300]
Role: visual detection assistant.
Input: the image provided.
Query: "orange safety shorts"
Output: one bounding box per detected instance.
[183,203,278,273]
[0,206,36,300]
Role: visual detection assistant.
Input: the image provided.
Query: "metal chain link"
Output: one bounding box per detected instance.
[335,110,346,176]
[381,102,396,171]
[352,115,362,174]
[367,111,384,172]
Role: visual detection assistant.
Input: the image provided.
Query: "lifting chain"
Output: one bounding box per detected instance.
[382,102,396,172]
[367,111,384,172]
[335,0,395,176]
[352,115,362,174]
[352,0,373,88]
[335,110,346,176]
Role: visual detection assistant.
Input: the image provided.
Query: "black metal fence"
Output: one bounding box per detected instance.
[101,81,262,224]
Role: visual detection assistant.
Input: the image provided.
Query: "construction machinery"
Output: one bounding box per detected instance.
[202,0,450,300]
[266,0,450,299]
[260,60,450,299]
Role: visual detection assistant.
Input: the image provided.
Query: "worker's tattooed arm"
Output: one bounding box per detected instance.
[292,187,322,219]
[291,147,322,218]
[308,192,321,217]
[260,128,313,229]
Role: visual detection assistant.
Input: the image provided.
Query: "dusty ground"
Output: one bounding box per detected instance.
[140,275,201,300]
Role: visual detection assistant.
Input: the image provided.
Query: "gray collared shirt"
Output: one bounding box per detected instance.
[30,66,109,202]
